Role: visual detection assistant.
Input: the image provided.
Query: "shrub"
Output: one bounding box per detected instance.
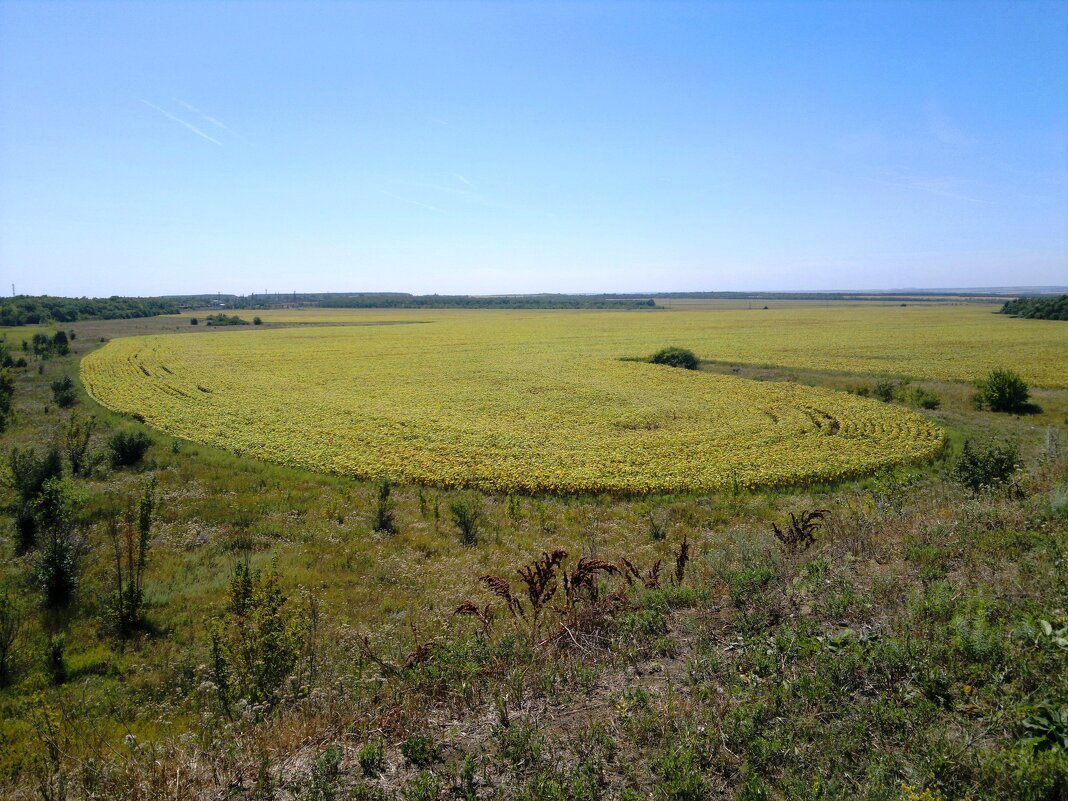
[63,410,98,476]
[190,317,198,325]
[910,387,942,410]
[0,367,13,432]
[952,440,1020,493]
[205,314,249,326]
[0,590,21,687]
[209,559,307,712]
[45,634,67,685]
[872,380,896,402]
[108,477,157,637]
[450,494,483,546]
[649,347,699,370]
[253,316,263,325]
[308,746,342,801]
[31,332,51,357]
[373,478,396,534]
[358,739,385,777]
[974,368,1030,413]
[50,375,76,408]
[400,734,438,766]
[34,478,86,609]
[8,444,64,550]
[51,331,69,356]
[108,430,152,468]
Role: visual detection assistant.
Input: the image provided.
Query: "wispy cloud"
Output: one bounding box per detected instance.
[454,173,473,187]
[404,180,483,202]
[925,101,971,147]
[380,191,443,213]
[140,100,222,145]
[173,98,241,139]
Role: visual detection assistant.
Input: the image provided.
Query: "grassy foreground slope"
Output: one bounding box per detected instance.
[82,318,944,493]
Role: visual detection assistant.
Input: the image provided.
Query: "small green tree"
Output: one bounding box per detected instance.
[0,367,14,433]
[50,375,76,408]
[34,478,86,609]
[0,589,21,688]
[8,445,64,551]
[373,478,396,534]
[109,477,157,637]
[951,440,1020,494]
[450,494,483,546]
[63,410,97,476]
[649,347,699,370]
[31,332,51,357]
[974,368,1030,413]
[108,430,152,468]
[210,559,306,714]
[51,331,70,356]
[872,380,896,402]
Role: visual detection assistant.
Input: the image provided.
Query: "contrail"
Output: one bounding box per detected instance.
[141,100,222,145]
[173,98,241,138]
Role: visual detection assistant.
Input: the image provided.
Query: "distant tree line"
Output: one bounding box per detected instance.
[317,294,656,310]
[999,294,1068,321]
[0,296,181,326]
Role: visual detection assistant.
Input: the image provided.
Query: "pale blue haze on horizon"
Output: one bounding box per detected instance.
[1,0,1066,297]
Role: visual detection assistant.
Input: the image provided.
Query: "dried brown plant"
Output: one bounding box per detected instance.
[621,557,662,589]
[673,534,690,586]
[517,548,567,618]
[479,574,524,618]
[562,556,619,608]
[771,509,829,552]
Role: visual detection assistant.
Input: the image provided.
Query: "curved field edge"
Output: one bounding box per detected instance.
[80,325,946,495]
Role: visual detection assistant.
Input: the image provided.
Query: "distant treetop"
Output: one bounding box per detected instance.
[0,296,180,326]
[999,295,1068,321]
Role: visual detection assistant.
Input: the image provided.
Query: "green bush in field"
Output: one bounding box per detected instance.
[649,347,699,370]
[873,380,896,402]
[50,375,76,408]
[0,590,20,688]
[373,478,396,534]
[0,367,14,432]
[952,439,1019,493]
[9,444,64,551]
[909,386,941,410]
[34,478,85,609]
[108,430,152,468]
[974,368,1030,413]
[450,494,482,546]
[209,560,306,712]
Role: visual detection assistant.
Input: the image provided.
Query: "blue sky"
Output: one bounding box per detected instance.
[1,1,1066,296]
